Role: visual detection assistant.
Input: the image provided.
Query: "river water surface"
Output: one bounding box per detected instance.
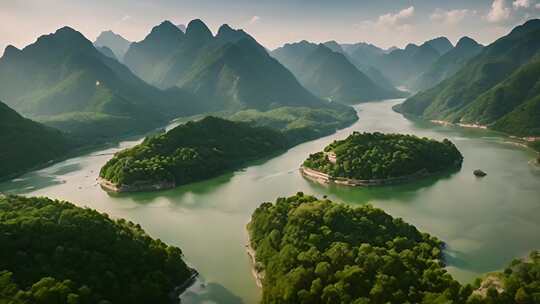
[2,99,539,303]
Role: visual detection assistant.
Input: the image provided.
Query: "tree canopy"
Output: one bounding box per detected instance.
[303,132,463,180]
[99,116,288,188]
[0,195,195,304]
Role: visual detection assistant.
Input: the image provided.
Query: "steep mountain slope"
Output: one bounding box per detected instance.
[0,101,74,180]
[124,20,332,111]
[271,41,402,103]
[94,30,131,60]
[397,19,540,136]
[410,37,483,91]
[0,27,198,139]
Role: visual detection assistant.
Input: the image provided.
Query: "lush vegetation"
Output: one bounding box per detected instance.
[398,19,540,138]
[0,101,75,181]
[100,116,288,187]
[303,132,463,180]
[247,193,470,303]
[248,194,540,304]
[271,41,402,104]
[0,195,195,304]
[230,105,358,145]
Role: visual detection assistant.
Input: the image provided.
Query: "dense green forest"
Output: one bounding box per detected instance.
[248,194,540,304]
[397,19,540,138]
[0,101,75,181]
[303,132,463,180]
[247,193,469,303]
[0,195,195,304]
[100,116,288,189]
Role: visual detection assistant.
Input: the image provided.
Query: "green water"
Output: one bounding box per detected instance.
[2,99,539,303]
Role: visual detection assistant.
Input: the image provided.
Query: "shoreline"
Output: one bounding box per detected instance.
[245,229,264,289]
[299,165,458,187]
[98,177,175,193]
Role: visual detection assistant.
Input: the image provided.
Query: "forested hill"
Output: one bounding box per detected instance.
[303,132,463,181]
[247,193,540,304]
[0,101,75,181]
[247,193,466,303]
[99,116,289,191]
[0,195,195,304]
[397,19,540,138]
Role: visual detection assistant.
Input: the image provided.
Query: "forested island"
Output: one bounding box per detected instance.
[0,195,196,304]
[247,193,466,303]
[301,132,463,186]
[247,193,540,303]
[99,116,288,192]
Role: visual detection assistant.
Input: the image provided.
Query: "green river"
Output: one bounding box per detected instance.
[1,99,539,303]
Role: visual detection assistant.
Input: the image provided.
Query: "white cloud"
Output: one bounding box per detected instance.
[377,6,415,27]
[430,9,471,25]
[248,16,260,24]
[486,0,512,22]
[120,15,131,22]
[358,6,415,33]
[512,0,531,9]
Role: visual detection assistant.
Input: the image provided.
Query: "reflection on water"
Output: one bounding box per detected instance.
[1,99,539,303]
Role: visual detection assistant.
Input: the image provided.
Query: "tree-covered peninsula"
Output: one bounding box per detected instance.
[99,116,288,192]
[302,132,463,185]
[0,195,196,304]
[247,193,468,303]
[247,193,540,304]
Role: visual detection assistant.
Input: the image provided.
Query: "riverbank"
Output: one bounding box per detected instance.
[98,177,175,193]
[299,165,457,187]
[245,230,264,288]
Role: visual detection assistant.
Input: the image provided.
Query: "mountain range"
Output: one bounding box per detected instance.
[271,41,403,103]
[123,20,331,112]
[0,27,199,140]
[397,19,540,137]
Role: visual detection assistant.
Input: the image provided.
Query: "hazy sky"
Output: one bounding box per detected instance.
[1,0,539,54]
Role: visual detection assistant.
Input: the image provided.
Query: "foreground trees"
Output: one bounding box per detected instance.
[247,193,468,303]
[0,195,195,304]
[248,193,540,304]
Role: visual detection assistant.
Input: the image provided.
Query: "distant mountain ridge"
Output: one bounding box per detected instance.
[94,30,131,60]
[271,41,403,103]
[409,37,483,91]
[336,37,454,87]
[397,19,540,137]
